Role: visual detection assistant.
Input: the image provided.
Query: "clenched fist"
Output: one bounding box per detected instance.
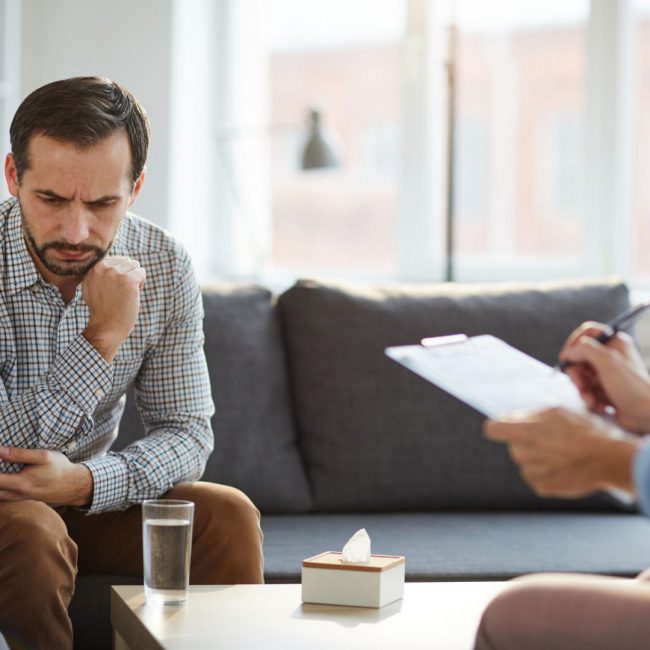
[82,256,146,363]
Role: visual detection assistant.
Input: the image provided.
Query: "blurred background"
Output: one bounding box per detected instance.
[1,0,649,290]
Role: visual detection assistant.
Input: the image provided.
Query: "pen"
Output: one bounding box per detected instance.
[558,300,650,372]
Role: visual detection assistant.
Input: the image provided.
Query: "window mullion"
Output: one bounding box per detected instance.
[400,0,446,281]
[584,0,633,278]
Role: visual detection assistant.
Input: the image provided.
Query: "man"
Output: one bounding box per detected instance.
[475,322,650,649]
[0,77,263,650]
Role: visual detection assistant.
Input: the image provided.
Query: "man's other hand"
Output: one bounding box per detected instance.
[82,256,146,363]
[0,447,93,507]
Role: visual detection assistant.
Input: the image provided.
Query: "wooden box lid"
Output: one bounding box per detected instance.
[302,551,405,573]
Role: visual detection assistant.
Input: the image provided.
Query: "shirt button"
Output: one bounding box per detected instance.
[95,388,105,399]
[65,441,77,453]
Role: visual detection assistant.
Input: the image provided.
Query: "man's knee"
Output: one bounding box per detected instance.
[0,501,76,565]
[167,482,262,540]
[167,482,264,584]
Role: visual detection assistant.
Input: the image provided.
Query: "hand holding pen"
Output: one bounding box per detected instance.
[558,302,650,433]
[558,301,650,372]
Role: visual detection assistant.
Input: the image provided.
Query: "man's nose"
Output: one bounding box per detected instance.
[61,203,90,244]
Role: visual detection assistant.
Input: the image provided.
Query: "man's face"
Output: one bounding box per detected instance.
[4,131,144,280]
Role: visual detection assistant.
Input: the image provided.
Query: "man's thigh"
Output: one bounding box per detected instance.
[61,499,143,576]
[0,499,74,564]
[61,480,263,578]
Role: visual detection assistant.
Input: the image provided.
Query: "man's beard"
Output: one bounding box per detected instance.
[20,204,110,277]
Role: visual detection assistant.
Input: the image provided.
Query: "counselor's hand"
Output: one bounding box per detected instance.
[82,256,146,363]
[559,321,650,434]
[484,408,638,498]
[0,447,93,507]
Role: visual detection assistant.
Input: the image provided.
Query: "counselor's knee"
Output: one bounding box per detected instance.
[476,579,546,650]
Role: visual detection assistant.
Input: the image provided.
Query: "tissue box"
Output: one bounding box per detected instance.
[301,551,405,608]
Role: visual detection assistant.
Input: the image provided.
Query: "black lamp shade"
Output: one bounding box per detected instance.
[301,109,339,170]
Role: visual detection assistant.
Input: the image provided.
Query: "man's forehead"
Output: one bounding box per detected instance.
[26,130,131,159]
[22,132,133,186]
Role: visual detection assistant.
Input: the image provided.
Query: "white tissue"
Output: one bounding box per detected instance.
[341,528,371,563]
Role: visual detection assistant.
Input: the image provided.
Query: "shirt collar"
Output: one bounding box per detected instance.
[107,217,128,256]
[4,199,40,297]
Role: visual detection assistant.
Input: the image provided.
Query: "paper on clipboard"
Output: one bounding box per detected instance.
[386,334,636,506]
[385,334,586,419]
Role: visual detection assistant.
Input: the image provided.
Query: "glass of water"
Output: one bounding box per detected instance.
[142,499,195,605]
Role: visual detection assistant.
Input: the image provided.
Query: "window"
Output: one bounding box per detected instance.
[267,0,406,277]
[215,0,598,284]
[452,0,589,278]
[176,1,644,288]
[454,117,489,223]
[551,114,584,217]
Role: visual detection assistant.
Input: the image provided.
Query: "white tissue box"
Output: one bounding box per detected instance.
[301,551,406,608]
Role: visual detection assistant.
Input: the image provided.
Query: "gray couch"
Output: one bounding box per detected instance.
[69,277,650,649]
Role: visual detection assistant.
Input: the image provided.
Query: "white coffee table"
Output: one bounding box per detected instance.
[111,582,506,650]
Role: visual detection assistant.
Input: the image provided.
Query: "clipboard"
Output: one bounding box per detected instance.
[386,333,636,506]
[385,333,586,418]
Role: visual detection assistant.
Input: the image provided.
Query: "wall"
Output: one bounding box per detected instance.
[19,0,173,227]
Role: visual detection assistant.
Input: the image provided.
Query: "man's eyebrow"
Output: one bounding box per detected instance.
[33,189,121,203]
[85,195,121,204]
[33,189,71,200]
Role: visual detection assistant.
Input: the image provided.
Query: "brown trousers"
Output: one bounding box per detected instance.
[475,570,650,650]
[0,482,264,650]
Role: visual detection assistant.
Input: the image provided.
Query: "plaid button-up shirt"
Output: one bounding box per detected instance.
[0,197,214,512]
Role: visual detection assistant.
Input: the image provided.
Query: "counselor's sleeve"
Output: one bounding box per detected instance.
[633,438,650,517]
[0,332,112,473]
[81,250,215,512]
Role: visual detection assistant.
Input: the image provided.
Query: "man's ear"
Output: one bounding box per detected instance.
[128,166,146,208]
[4,154,20,197]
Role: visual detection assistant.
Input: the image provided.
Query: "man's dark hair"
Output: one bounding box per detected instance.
[10,76,150,185]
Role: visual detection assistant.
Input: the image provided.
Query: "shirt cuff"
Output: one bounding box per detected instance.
[81,454,130,513]
[49,334,112,414]
[632,436,650,517]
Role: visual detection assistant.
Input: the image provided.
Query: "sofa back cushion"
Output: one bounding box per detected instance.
[278,278,630,512]
[117,284,313,513]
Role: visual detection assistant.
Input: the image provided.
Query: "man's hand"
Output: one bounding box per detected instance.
[82,256,146,364]
[0,447,93,507]
[484,408,639,498]
[559,321,650,433]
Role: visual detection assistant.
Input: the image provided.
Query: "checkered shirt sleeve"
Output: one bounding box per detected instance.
[81,250,214,511]
[0,334,112,460]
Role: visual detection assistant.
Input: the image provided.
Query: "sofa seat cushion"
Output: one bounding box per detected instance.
[278,278,629,512]
[262,512,650,582]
